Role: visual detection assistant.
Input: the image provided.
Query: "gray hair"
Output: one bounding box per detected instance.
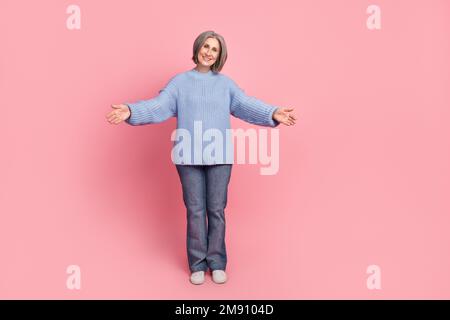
[192,30,228,73]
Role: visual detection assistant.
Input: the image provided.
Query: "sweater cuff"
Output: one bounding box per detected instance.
[124,103,135,125]
[268,106,280,127]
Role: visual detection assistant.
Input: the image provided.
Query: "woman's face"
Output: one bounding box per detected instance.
[198,37,220,68]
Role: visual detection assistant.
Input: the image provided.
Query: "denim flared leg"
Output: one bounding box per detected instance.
[205,164,233,271]
[175,165,208,272]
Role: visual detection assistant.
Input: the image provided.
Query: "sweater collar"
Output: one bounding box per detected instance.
[189,68,216,79]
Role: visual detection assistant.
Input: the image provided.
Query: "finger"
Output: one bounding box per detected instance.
[114,114,123,122]
[289,114,297,120]
[108,112,117,121]
[112,111,121,119]
[108,110,120,117]
[111,104,122,109]
[283,108,294,112]
[107,115,119,123]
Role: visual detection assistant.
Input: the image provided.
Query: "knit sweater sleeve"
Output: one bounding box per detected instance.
[228,78,280,127]
[125,77,178,126]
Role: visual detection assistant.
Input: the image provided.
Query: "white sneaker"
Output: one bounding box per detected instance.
[190,271,205,285]
[212,270,227,284]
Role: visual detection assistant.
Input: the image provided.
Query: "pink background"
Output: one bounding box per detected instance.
[1,0,449,299]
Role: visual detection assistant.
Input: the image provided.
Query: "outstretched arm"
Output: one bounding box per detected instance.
[229,79,296,127]
[229,79,279,127]
[111,77,178,126]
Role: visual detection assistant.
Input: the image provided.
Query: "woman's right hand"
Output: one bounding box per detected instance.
[106,104,131,125]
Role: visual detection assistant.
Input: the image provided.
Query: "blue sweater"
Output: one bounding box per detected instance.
[125,68,280,165]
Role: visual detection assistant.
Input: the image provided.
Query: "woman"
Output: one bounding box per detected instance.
[106,30,297,285]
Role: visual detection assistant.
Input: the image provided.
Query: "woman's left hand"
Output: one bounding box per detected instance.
[273,107,297,126]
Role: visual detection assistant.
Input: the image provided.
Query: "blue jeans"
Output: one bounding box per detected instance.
[175,164,233,272]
